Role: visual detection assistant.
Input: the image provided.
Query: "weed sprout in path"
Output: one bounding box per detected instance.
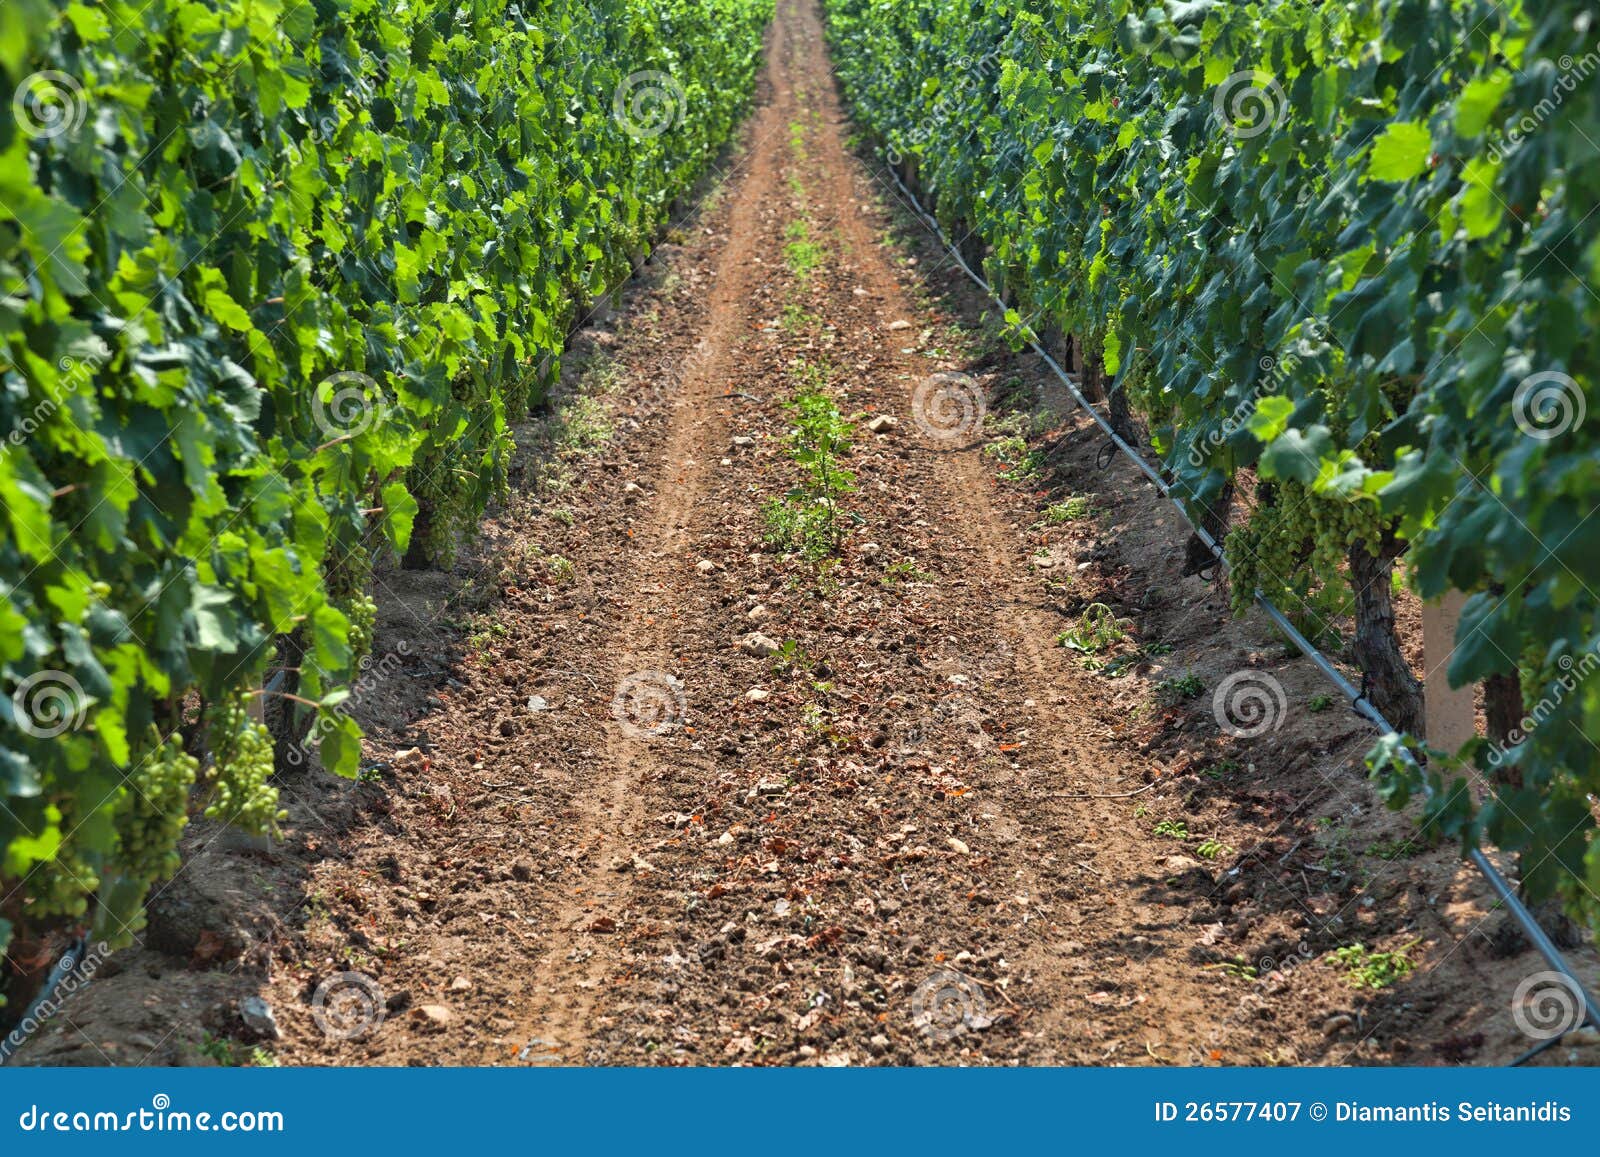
[762,361,859,559]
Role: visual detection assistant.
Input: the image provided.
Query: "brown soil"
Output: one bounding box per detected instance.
[14,0,1598,1069]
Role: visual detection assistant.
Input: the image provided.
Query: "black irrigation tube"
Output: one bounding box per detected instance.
[883,165,1600,1038]
[0,934,90,1064]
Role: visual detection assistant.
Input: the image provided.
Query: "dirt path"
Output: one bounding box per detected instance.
[248,0,1600,1068]
[20,0,1599,1070]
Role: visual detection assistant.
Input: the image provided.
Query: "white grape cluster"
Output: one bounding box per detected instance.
[206,696,286,837]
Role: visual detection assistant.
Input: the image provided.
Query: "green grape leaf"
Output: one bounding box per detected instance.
[1366,121,1432,183]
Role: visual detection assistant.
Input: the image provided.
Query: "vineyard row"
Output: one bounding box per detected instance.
[0,0,772,995]
[823,0,1600,926]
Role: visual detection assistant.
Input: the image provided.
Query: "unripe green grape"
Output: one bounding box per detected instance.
[112,730,198,885]
[205,694,284,838]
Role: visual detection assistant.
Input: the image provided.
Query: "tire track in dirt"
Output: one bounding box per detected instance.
[744,0,1282,1062]
[507,14,810,1061]
[551,0,1155,1065]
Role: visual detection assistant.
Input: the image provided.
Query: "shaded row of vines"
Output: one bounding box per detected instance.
[825,0,1600,928]
[0,0,772,1009]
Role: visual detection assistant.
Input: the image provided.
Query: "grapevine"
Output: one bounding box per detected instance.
[111,732,199,889]
[1225,481,1388,625]
[825,0,1600,920]
[0,0,773,991]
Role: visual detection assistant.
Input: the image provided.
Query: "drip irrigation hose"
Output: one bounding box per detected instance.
[0,935,91,1064]
[884,164,1600,1035]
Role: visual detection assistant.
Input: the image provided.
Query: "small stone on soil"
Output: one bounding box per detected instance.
[239,996,282,1040]
[415,1004,453,1027]
[740,632,780,657]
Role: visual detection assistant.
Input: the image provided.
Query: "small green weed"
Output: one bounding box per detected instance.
[1157,672,1205,702]
[1328,941,1420,990]
[1042,496,1093,524]
[881,558,931,585]
[1056,603,1126,654]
